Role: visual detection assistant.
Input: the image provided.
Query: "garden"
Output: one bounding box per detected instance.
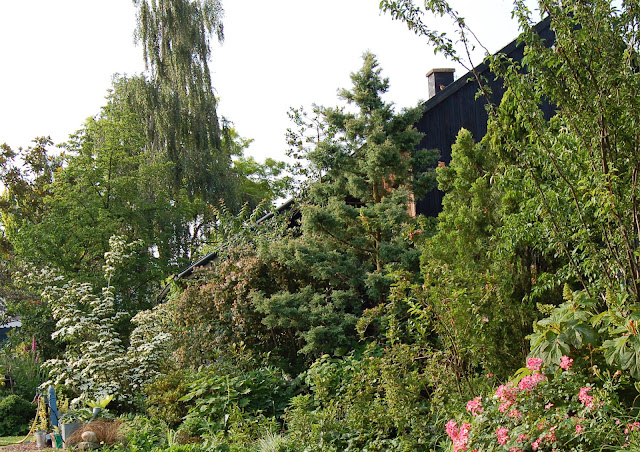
[3,0,640,451]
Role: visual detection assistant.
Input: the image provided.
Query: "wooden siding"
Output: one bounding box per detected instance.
[415,17,556,217]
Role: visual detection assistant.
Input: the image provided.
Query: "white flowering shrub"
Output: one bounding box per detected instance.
[42,236,140,403]
[126,303,173,392]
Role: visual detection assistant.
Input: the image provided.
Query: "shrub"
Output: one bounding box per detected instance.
[444,357,638,451]
[180,365,294,435]
[144,370,192,428]
[283,345,440,451]
[0,394,35,436]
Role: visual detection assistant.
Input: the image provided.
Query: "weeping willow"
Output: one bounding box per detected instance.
[132,0,236,206]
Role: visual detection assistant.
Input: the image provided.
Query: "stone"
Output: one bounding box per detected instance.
[75,441,99,451]
[81,431,98,443]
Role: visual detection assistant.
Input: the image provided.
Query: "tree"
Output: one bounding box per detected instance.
[165,54,437,372]
[253,52,438,357]
[380,0,640,386]
[221,120,293,210]
[0,77,214,303]
[132,0,236,206]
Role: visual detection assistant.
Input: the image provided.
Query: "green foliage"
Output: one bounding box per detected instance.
[104,415,171,452]
[180,365,293,435]
[0,394,35,436]
[489,2,640,302]
[0,340,44,401]
[530,285,640,393]
[283,345,440,451]
[222,121,292,210]
[144,370,193,429]
[197,405,282,452]
[0,76,227,319]
[444,358,635,451]
[132,0,235,205]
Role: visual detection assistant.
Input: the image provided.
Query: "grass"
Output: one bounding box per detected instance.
[0,437,28,447]
[0,435,56,451]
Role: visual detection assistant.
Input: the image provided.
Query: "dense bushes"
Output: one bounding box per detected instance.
[282,345,439,451]
[0,394,35,436]
[444,357,637,451]
[180,365,294,436]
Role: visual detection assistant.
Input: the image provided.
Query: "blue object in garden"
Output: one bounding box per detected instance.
[48,385,60,429]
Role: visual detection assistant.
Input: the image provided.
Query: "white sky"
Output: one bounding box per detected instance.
[0,0,537,162]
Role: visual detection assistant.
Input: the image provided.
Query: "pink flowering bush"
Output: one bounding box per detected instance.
[444,356,639,451]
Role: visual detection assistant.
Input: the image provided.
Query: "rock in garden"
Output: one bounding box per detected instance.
[81,431,98,443]
[76,441,99,451]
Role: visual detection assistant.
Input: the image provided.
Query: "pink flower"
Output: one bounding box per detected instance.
[544,402,554,409]
[496,427,510,445]
[499,401,513,413]
[517,434,528,443]
[486,373,494,378]
[560,355,573,370]
[527,357,543,371]
[576,424,584,434]
[446,420,459,438]
[496,383,518,402]
[518,372,546,391]
[509,448,522,452]
[531,438,541,450]
[466,397,483,416]
[579,387,594,409]
[446,420,471,452]
[482,316,489,323]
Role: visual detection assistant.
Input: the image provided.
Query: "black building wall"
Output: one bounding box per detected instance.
[415,17,555,217]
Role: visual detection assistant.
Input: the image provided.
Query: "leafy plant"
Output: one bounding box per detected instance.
[444,357,636,451]
[0,394,35,436]
[180,365,293,435]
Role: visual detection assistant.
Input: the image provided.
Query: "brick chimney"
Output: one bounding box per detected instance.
[426,68,455,99]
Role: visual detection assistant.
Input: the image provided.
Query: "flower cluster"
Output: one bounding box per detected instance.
[526,357,543,371]
[446,420,471,452]
[496,382,518,413]
[578,386,594,409]
[495,426,510,445]
[466,397,483,416]
[518,372,546,391]
[560,355,573,370]
[444,354,632,451]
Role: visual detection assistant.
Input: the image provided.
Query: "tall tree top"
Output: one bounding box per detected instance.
[133,0,223,89]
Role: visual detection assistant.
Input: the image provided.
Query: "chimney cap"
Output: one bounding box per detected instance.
[426,68,455,77]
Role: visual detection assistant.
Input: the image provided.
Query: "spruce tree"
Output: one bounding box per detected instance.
[292,52,437,297]
[248,53,439,362]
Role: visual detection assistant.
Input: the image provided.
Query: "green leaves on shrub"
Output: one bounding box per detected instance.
[0,394,35,436]
[180,366,293,434]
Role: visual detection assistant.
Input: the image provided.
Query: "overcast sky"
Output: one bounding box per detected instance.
[0,0,538,162]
